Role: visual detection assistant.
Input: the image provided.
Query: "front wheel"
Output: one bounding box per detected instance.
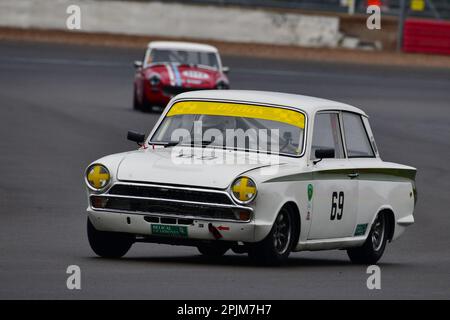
[87,218,133,258]
[248,207,296,266]
[133,86,142,111]
[347,213,388,264]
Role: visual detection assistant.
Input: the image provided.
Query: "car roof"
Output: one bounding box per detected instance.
[173,90,367,116]
[148,41,218,53]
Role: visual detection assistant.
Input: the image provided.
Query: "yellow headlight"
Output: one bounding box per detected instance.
[231,176,257,204]
[86,164,110,190]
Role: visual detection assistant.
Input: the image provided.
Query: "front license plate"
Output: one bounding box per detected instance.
[151,224,188,237]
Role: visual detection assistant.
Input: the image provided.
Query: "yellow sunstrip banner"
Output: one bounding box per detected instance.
[167,101,305,129]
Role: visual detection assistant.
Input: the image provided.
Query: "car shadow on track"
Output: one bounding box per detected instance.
[88,254,401,269]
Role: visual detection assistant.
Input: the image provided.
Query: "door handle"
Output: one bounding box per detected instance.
[347,172,359,179]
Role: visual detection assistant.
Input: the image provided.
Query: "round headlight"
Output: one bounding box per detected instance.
[149,74,161,86]
[231,176,257,204]
[86,164,110,191]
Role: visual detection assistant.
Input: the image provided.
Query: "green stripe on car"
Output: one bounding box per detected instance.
[264,168,416,183]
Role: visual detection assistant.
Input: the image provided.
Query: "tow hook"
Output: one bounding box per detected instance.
[208,223,223,240]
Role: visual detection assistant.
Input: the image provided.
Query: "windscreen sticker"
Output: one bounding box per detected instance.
[167,101,305,129]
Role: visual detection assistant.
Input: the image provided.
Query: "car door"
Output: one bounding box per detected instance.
[307,112,359,240]
[341,112,378,230]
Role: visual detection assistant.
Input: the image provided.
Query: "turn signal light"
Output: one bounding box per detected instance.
[239,211,251,221]
[91,196,108,208]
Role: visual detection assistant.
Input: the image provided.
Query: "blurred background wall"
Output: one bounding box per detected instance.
[0,0,448,53]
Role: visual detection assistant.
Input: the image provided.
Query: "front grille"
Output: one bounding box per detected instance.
[162,86,185,96]
[91,183,252,222]
[162,86,207,97]
[108,184,233,205]
[91,196,246,221]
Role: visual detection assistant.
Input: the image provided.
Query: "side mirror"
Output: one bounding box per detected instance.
[133,60,143,69]
[222,66,230,73]
[314,148,335,164]
[127,130,145,145]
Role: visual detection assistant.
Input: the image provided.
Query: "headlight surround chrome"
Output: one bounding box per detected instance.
[85,164,111,191]
[230,176,257,204]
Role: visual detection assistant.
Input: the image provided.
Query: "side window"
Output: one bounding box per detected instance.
[342,112,375,158]
[311,113,344,159]
[362,116,379,156]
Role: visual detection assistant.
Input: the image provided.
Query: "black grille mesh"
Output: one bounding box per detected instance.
[94,197,242,221]
[108,184,233,205]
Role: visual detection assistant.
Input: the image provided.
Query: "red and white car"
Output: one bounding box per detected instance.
[133,41,230,111]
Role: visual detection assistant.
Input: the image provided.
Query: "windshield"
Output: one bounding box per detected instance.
[150,101,305,156]
[146,49,220,69]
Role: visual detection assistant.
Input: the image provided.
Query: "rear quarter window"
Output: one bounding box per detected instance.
[342,112,375,158]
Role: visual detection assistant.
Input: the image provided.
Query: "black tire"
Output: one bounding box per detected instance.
[197,243,229,257]
[248,206,296,266]
[133,87,142,111]
[87,218,133,258]
[347,213,388,264]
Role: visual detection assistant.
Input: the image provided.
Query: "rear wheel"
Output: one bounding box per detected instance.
[197,243,229,257]
[347,213,388,264]
[248,207,296,266]
[87,218,133,258]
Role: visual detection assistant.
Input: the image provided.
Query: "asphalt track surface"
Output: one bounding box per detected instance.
[0,41,449,299]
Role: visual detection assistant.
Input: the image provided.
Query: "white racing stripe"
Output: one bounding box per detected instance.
[165,64,176,86]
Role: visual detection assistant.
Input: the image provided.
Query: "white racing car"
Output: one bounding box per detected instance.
[85,90,417,265]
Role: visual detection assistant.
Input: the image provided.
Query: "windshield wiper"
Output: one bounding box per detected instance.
[190,139,215,147]
[196,64,217,70]
[151,139,214,148]
[148,141,180,148]
[178,63,216,70]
